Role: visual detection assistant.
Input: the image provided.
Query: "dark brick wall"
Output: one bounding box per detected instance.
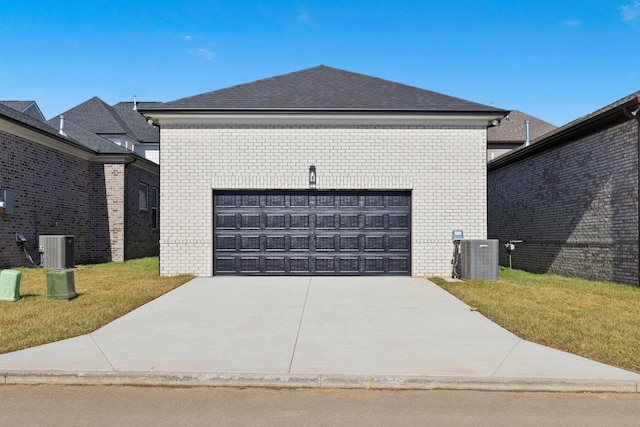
[125,164,159,259]
[488,120,639,286]
[0,130,92,268]
[0,129,159,268]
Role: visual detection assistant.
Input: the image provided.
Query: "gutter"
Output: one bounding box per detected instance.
[488,97,640,171]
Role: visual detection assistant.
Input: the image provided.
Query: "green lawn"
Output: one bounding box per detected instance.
[0,257,193,354]
[431,267,640,373]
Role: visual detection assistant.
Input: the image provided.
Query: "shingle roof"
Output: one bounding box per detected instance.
[0,101,33,112]
[0,100,46,122]
[147,65,507,114]
[1,102,129,155]
[112,102,160,143]
[488,91,640,170]
[55,119,133,155]
[49,97,133,135]
[0,103,94,153]
[1,103,59,136]
[488,110,557,142]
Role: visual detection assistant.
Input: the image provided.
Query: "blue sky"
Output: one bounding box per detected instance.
[2,0,640,125]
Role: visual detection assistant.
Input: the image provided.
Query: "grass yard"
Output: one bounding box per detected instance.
[0,257,193,354]
[431,267,640,373]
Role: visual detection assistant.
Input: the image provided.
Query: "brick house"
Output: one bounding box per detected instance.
[141,65,507,276]
[0,101,160,268]
[488,92,640,286]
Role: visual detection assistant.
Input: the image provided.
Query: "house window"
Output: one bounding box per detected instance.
[139,183,149,211]
[151,187,159,230]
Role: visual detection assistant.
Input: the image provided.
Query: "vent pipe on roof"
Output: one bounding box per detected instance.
[133,94,137,111]
[58,115,67,137]
[524,119,531,147]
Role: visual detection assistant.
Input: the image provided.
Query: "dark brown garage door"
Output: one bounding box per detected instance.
[213,190,411,275]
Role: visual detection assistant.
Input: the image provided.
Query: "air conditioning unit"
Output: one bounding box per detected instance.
[460,239,499,280]
[39,235,75,269]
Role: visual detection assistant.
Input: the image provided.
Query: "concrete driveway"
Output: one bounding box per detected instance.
[0,276,639,391]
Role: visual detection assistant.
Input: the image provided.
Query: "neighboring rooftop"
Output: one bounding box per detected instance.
[489,90,640,170]
[0,101,138,157]
[112,102,161,143]
[48,97,134,137]
[0,100,46,122]
[144,65,509,114]
[488,110,557,143]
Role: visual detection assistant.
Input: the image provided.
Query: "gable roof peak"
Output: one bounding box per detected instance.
[50,96,134,136]
[145,65,507,114]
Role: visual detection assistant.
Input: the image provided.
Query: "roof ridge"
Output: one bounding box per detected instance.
[51,96,138,138]
[145,66,506,114]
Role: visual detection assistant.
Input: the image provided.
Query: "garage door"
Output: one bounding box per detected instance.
[213,190,411,275]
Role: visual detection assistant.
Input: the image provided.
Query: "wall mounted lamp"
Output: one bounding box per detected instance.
[309,165,316,189]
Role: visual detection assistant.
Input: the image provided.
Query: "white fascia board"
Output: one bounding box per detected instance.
[148,113,505,127]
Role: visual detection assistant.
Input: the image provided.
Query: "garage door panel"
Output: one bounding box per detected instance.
[290,257,310,272]
[389,235,410,251]
[339,235,360,251]
[266,235,285,251]
[266,194,285,207]
[214,191,410,275]
[389,257,410,273]
[316,214,336,229]
[216,214,237,229]
[389,214,409,229]
[315,257,336,273]
[266,257,285,273]
[240,236,260,252]
[339,214,360,229]
[290,235,310,251]
[216,257,236,273]
[365,257,385,273]
[240,257,260,273]
[364,214,384,229]
[291,214,309,229]
[266,214,285,229]
[240,194,260,207]
[339,257,359,273]
[340,195,359,206]
[364,235,385,251]
[316,194,336,207]
[291,194,310,207]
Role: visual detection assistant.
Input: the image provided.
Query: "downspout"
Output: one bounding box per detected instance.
[624,104,640,286]
[123,157,137,261]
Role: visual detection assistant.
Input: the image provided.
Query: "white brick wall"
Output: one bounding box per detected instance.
[159,123,488,277]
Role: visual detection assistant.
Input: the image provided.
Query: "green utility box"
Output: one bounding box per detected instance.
[46,269,77,300]
[0,269,22,301]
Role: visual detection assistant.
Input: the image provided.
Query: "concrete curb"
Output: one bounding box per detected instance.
[2,371,639,393]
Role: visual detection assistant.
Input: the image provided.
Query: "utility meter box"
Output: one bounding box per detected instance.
[0,189,14,215]
[0,269,21,302]
[39,235,75,269]
[46,269,77,300]
[460,239,499,281]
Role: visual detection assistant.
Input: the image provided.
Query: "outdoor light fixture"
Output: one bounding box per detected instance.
[309,165,316,188]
